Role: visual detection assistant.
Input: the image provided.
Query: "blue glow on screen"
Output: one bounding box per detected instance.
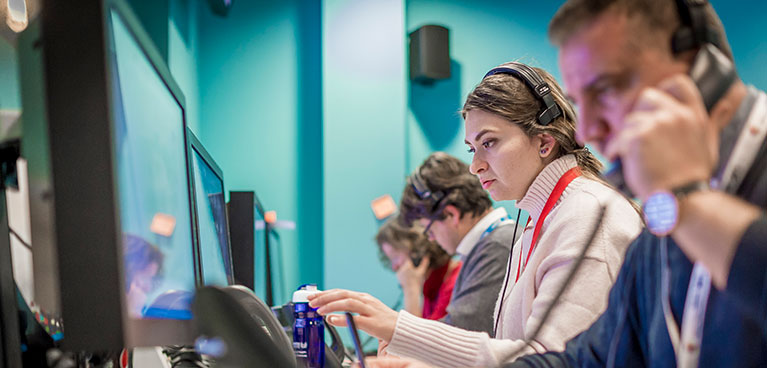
[109,10,195,319]
[192,149,232,286]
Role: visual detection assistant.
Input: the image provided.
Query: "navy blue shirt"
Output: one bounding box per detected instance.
[509,230,767,367]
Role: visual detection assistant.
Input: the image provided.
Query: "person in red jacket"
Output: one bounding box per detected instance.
[375,217,461,321]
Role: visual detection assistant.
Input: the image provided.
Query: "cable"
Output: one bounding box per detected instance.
[9,227,32,251]
[503,204,608,361]
[493,208,522,337]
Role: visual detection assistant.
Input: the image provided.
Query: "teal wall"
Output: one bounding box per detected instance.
[195,0,323,304]
[127,0,169,62]
[714,0,767,91]
[168,0,200,134]
[322,0,407,311]
[0,37,20,110]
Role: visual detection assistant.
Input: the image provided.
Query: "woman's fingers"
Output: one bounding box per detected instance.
[309,289,365,308]
[316,298,370,316]
[307,288,397,341]
[359,357,433,368]
[325,314,348,327]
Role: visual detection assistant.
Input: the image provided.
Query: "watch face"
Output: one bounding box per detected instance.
[643,191,678,236]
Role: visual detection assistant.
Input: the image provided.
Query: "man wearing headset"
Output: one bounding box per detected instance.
[398,152,519,335]
[506,0,767,366]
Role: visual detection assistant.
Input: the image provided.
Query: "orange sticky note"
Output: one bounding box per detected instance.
[150,213,176,237]
[264,210,277,224]
[371,194,397,220]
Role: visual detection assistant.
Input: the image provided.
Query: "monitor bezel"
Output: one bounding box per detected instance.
[40,0,200,350]
[187,129,236,286]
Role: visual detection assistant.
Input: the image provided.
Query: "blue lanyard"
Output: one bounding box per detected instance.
[479,215,512,241]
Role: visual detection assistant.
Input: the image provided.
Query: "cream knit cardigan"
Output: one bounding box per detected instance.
[386,155,643,367]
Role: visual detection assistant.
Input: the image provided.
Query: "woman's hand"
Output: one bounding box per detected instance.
[307,289,399,341]
[396,257,431,293]
[355,357,435,368]
[377,339,390,357]
[397,257,430,316]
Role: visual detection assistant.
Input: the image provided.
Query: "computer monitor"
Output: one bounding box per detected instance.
[228,191,278,303]
[188,130,234,286]
[24,0,198,350]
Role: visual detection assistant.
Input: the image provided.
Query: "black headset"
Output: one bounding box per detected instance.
[482,62,563,126]
[673,0,736,112]
[407,169,446,212]
[672,0,721,54]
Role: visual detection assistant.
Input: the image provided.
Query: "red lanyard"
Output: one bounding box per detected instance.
[515,167,582,283]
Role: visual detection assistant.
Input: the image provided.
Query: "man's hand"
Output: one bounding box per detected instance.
[308,289,399,341]
[604,73,763,289]
[604,74,727,200]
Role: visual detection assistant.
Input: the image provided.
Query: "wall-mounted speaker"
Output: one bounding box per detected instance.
[409,25,450,84]
[207,0,233,17]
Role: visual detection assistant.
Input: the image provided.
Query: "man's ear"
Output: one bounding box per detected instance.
[443,205,462,226]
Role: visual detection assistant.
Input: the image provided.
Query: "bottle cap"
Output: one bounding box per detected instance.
[292,284,320,303]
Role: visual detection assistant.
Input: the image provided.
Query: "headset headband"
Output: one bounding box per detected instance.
[483,62,563,126]
[672,0,720,54]
[408,169,448,215]
[409,170,444,201]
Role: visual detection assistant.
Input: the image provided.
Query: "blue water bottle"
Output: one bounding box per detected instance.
[293,284,324,368]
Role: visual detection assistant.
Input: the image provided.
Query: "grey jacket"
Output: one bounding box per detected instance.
[443,223,519,335]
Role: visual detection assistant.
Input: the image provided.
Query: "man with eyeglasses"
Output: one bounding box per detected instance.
[398,152,521,335]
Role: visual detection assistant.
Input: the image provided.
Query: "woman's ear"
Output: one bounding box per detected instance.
[537,133,557,159]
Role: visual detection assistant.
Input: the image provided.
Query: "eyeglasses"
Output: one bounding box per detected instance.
[421,198,448,237]
[423,215,437,237]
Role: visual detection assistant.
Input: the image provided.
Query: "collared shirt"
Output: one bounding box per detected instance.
[455,207,510,256]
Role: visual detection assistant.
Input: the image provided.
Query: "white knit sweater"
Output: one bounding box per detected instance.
[386,155,643,367]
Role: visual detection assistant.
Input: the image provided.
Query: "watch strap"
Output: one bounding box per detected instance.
[671,180,710,199]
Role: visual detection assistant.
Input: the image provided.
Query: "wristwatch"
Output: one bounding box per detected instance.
[642,180,711,236]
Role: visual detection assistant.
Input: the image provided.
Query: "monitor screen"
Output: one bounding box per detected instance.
[191,142,234,286]
[109,7,196,320]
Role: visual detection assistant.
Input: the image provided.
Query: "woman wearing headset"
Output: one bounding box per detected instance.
[309,62,642,367]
